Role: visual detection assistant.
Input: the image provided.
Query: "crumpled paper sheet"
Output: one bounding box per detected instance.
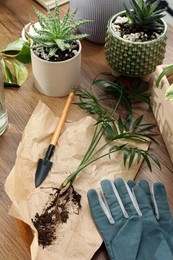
[5,101,149,260]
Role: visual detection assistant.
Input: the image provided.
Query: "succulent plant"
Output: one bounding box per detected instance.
[124,0,166,33]
[104,0,168,77]
[27,2,90,57]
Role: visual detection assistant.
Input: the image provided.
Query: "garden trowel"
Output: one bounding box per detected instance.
[35,92,74,188]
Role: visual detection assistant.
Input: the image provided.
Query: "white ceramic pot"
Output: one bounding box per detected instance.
[31,41,81,97]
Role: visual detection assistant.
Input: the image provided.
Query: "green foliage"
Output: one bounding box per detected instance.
[124,0,166,32]
[0,38,31,85]
[28,2,90,56]
[156,65,173,100]
[61,88,160,188]
[92,73,151,109]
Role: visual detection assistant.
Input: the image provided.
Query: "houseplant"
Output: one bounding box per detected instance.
[70,0,130,44]
[26,2,89,97]
[105,0,168,77]
[0,38,30,86]
[151,64,173,163]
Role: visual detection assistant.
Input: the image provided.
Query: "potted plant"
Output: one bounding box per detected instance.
[105,0,168,77]
[26,3,89,97]
[151,64,173,163]
[0,38,30,86]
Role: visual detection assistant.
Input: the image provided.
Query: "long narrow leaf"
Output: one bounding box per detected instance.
[128,148,136,169]
[142,153,152,171]
[156,65,173,87]
[132,115,143,131]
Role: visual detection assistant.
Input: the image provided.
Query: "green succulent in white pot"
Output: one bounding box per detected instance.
[105,0,168,77]
[25,2,89,97]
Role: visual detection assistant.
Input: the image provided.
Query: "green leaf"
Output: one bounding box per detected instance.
[1,59,14,83]
[128,148,136,169]
[156,65,173,87]
[165,84,173,100]
[137,150,142,163]
[104,124,115,140]
[15,41,31,64]
[1,38,31,64]
[123,147,129,167]
[124,114,132,131]
[148,152,161,169]
[28,3,89,51]
[132,115,143,131]
[118,117,124,134]
[1,38,24,54]
[112,121,119,136]
[143,153,152,171]
[12,62,28,85]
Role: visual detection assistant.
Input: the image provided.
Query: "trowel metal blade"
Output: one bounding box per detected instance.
[35,158,53,188]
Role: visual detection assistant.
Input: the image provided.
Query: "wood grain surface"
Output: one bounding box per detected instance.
[0,1,173,259]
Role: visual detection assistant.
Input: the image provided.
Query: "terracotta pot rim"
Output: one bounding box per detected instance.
[109,10,168,45]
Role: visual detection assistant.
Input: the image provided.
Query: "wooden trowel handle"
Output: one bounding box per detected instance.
[50,92,74,146]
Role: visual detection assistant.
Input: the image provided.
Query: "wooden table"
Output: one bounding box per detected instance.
[0,1,173,259]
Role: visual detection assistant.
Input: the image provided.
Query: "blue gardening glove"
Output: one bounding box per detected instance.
[87,178,173,260]
[128,180,173,254]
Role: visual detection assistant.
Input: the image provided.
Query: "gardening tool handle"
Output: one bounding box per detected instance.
[50,92,74,145]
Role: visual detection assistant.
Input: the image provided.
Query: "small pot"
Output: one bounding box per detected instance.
[31,41,81,97]
[105,11,168,77]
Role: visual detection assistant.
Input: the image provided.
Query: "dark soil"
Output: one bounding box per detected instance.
[32,184,81,248]
[33,42,79,62]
